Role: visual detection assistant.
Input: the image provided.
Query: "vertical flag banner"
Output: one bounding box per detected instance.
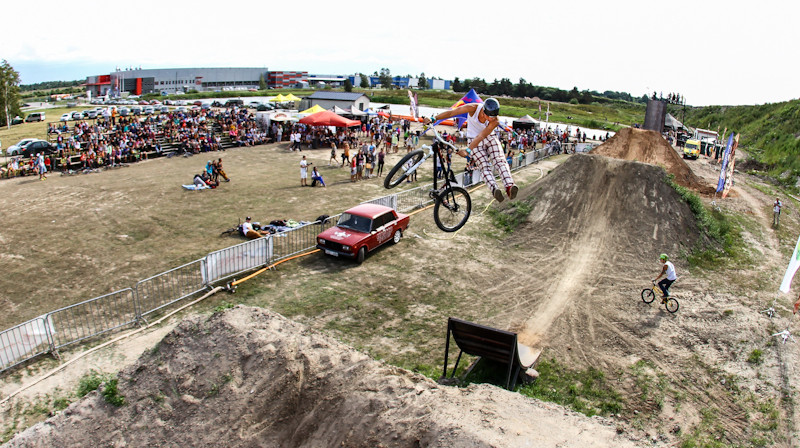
[780,233,800,293]
[721,134,739,198]
[433,88,483,127]
[407,90,419,120]
[716,133,735,192]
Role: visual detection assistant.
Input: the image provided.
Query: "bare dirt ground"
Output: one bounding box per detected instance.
[2,128,800,447]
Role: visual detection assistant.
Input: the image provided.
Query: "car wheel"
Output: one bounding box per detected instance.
[356,246,366,264]
[391,229,402,244]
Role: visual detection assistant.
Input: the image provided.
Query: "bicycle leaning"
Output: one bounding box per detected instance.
[383,125,472,232]
[641,281,680,313]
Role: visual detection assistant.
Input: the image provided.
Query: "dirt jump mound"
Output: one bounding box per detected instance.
[491,154,701,347]
[590,127,714,194]
[6,306,641,447]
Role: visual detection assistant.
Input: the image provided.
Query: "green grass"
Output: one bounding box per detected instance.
[664,174,745,269]
[76,370,125,406]
[516,358,624,417]
[747,349,763,365]
[488,200,534,233]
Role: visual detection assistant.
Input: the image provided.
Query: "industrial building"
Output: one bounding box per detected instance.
[85,67,269,97]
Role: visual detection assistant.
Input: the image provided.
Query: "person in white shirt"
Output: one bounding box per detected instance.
[300,155,311,186]
[773,198,782,227]
[241,216,269,239]
[423,98,517,202]
[654,253,677,298]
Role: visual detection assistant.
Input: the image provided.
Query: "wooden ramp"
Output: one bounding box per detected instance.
[442,317,542,390]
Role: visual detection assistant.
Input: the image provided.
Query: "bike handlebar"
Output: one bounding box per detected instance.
[421,124,459,152]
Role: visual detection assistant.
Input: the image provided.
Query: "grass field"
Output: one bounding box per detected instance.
[0,132,481,329]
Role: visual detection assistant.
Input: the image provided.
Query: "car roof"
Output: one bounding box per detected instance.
[344,204,395,219]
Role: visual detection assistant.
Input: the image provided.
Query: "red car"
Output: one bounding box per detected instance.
[316,204,410,263]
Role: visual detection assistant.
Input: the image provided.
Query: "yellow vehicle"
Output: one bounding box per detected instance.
[683,139,701,159]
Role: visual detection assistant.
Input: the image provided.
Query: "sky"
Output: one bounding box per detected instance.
[2,0,797,107]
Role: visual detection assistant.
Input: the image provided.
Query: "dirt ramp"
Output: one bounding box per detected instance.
[511,154,701,256]
[6,306,641,448]
[590,127,714,193]
[494,154,700,346]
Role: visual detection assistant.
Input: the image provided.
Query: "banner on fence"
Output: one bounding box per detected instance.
[0,317,51,369]
[575,143,595,153]
[204,237,272,284]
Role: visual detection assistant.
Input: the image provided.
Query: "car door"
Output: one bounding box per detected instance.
[371,213,395,248]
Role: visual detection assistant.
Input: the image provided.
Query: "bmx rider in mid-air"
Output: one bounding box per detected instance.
[423,98,517,203]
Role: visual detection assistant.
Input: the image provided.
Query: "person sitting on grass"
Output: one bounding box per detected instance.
[310,166,326,187]
[241,216,270,239]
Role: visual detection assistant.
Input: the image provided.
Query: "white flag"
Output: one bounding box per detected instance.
[779,233,800,293]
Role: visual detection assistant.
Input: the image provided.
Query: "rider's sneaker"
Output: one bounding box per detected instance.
[506,185,518,200]
[492,187,505,203]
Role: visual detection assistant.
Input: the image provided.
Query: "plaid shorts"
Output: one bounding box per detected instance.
[468,135,514,191]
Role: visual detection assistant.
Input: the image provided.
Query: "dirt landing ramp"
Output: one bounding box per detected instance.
[492,154,700,347]
[591,127,715,194]
[6,306,642,448]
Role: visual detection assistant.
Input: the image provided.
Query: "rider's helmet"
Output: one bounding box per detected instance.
[483,98,500,117]
[660,253,668,261]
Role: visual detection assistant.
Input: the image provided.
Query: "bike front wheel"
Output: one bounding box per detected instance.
[665,298,679,313]
[384,150,424,189]
[433,186,471,232]
[641,288,655,304]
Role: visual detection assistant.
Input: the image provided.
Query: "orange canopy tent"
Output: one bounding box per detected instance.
[298,110,361,127]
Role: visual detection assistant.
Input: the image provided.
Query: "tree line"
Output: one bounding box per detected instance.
[453,77,649,105]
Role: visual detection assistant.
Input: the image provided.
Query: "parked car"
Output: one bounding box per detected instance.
[19,140,56,158]
[138,100,149,105]
[118,107,130,117]
[70,111,83,120]
[24,112,46,122]
[175,106,187,113]
[60,113,70,122]
[131,106,142,115]
[143,106,155,115]
[7,139,55,157]
[201,102,212,110]
[224,99,244,107]
[6,138,38,156]
[316,204,410,263]
[160,106,169,113]
[256,103,275,111]
[193,100,203,106]
[10,116,24,125]
[83,109,98,119]
[211,100,223,107]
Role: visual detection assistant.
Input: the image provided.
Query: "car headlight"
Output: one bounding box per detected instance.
[342,245,350,251]
[318,238,325,244]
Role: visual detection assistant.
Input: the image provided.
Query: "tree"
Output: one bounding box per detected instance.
[418,72,427,89]
[378,68,393,89]
[359,73,369,88]
[344,79,353,92]
[0,60,22,129]
[259,73,267,90]
[452,77,463,92]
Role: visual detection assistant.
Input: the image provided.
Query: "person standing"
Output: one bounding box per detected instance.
[773,198,782,227]
[376,148,385,177]
[36,153,47,180]
[300,155,311,186]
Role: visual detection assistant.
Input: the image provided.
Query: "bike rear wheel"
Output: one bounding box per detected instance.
[665,298,679,313]
[433,186,471,232]
[641,288,655,304]
[384,150,424,189]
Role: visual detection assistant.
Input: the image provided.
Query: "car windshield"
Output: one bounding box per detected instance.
[336,212,372,233]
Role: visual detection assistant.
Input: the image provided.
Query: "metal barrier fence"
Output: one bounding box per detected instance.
[0,145,562,374]
[0,317,51,372]
[136,259,207,320]
[205,237,272,285]
[46,288,138,351]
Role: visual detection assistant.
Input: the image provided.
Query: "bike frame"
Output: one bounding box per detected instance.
[412,125,460,191]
